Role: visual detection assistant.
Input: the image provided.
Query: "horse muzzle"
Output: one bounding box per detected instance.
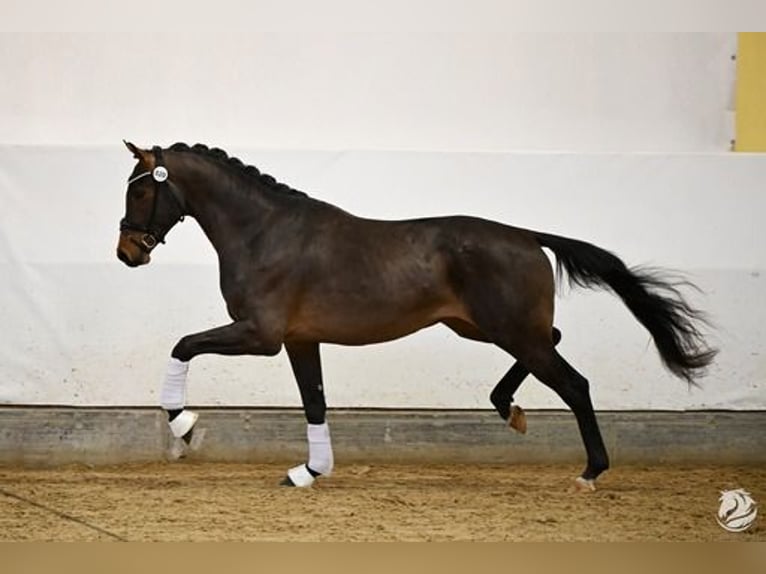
[116,233,152,267]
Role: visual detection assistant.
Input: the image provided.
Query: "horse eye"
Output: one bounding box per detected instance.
[131,188,147,200]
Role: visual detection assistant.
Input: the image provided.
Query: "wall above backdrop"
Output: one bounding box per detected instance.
[0,33,736,152]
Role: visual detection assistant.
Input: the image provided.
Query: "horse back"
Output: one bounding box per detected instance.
[280,210,553,344]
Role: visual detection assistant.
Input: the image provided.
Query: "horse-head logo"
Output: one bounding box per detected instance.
[717,488,758,532]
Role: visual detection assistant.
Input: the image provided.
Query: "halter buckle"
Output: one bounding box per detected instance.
[141,234,158,250]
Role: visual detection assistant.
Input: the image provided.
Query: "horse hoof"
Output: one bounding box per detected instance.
[508,405,527,434]
[574,477,597,492]
[168,439,186,461]
[280,475,296,487]
[182,428,194,445]
[283,464,316,488]
[167,427,207,461]
[184,427,207,451]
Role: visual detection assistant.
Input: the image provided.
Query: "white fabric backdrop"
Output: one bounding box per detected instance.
[0,31,762,409]
[0,147,764,409]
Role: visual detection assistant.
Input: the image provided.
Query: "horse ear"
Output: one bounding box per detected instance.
[123,140,146,160]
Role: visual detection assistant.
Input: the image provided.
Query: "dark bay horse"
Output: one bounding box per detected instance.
[116,142,716,491]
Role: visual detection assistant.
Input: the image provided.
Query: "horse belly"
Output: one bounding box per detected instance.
[284,219,468,344]
[285,290,463,346]
[286,314,437,345]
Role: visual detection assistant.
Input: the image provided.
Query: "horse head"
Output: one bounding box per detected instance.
[117,141,186,267]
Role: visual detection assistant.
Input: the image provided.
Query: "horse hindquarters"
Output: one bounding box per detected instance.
[443,224,557,347]
[447,226,610,484]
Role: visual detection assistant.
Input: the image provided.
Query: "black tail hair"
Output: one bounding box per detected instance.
[534,231,717,384]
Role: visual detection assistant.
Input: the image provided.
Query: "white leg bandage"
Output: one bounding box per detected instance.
[160,357,197,439]
[160,357,189,410]
[307,422,334,476]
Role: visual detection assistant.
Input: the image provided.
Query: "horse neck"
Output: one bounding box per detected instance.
[169,154,279,252]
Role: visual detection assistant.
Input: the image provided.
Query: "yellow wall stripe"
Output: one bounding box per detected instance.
[735,33,766,152]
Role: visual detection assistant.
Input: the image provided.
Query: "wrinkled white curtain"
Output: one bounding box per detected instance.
[1,147,763,409]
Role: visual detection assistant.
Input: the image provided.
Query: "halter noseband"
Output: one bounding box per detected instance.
[120,146,186,252]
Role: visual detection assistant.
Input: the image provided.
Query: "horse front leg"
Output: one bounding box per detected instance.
[160,320,282,452]
[280,341,334,488]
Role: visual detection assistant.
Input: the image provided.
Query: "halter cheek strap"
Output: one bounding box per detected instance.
[120,146,186,251]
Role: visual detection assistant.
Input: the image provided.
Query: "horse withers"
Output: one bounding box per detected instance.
[116,142,716,491]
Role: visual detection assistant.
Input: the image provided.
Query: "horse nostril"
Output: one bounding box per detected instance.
[117,248,137,267]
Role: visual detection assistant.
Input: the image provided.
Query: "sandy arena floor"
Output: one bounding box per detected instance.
[0,462,763,541]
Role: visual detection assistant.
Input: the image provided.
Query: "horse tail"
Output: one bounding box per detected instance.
[532,231,717,385]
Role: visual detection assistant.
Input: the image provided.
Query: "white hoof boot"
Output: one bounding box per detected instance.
[167,410,204,461]
[574,476,597,492]
[284,464,316,488]
[169,410,198,438]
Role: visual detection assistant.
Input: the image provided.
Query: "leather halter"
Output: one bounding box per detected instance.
[120,146,186,252]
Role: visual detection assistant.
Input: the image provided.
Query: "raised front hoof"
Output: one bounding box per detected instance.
[573,476,597,493]
[169,410,198,438]
[168,427,206,461]
[181,427,195,445]
[508,405,527,434]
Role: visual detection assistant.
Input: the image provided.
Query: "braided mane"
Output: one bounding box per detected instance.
[168,142,307,198]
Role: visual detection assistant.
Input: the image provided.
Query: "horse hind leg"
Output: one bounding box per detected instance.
[473,317,609,490]
[518,344,610,490]
[442,318,528,432]
[489,327,562,433]
[443,317,562,435]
